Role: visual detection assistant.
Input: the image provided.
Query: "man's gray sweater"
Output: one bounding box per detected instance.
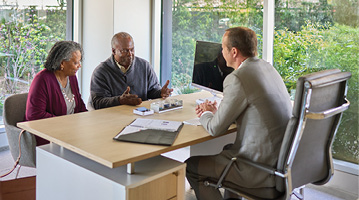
[90,56,162,109]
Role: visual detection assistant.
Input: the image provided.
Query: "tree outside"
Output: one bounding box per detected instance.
[0,2,66,114]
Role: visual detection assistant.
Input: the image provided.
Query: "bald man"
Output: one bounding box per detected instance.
[90,32,172,109]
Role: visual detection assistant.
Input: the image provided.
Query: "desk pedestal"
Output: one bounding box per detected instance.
[37,144,185,200]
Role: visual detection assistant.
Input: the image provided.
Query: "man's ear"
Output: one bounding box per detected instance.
[111,48,116,55]
[231,47,238,58]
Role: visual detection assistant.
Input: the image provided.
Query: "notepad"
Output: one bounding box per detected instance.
[113,118,183,146]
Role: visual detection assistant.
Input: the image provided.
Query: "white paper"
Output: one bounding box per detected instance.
[183,118,202,126]
[127,118,182,132]
[115,126,148,138]
[146,120,182,131]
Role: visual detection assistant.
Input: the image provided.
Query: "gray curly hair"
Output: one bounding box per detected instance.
[44,41,83,71]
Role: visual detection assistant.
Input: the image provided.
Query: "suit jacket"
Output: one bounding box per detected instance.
[200,57,292,188]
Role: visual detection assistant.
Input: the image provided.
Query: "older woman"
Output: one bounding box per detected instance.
[25,41,87,145]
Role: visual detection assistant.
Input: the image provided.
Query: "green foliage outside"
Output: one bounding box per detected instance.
[171,0,358,164]
[273,22,331,91]
[0,5,66,113]
[273,23,359,163]
[171,0,263,94]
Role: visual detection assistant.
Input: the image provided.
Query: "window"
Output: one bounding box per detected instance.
[163,0,358,164]
[274,0,358,164]
[165,0,264,95]
[0,0,70,117]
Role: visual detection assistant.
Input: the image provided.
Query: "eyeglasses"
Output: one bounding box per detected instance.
[118,48,135,54]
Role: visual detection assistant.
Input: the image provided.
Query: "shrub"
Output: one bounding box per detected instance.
[273,23,359,163]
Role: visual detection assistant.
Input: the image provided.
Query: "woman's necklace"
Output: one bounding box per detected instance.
[55,73,75,103]
[61,89,75,103]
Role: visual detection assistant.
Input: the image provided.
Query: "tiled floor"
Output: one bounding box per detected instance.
[0,146,357,200]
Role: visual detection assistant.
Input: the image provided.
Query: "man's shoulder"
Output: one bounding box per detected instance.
[226,58,271,81]
[239,58,272,74]
[133,56,150,66]
[97,56,113,67]
[93,57,115,73]
[132,57,154,73]
[243,57,270,67]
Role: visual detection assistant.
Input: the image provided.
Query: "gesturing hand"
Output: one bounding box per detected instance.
[119,86,142,105]
[161,80,174,98]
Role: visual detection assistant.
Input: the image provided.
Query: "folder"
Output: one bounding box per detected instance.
[113,119,184,146]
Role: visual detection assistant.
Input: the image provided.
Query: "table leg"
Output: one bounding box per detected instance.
[127,162,135,174]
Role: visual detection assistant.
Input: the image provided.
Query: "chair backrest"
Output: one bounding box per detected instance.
[3,93,36,167]
[276,69,351,198]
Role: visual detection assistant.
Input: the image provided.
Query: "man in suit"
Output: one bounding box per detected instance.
[185,27,292,200]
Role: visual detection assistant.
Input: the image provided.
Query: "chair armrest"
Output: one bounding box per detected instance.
[306,98,350,120]
[204,156,286,192]
[235,157,286,178]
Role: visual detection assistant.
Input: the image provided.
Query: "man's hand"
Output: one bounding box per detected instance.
[161,80,173,98]
[195,100,218,117]
[119,86,142,105]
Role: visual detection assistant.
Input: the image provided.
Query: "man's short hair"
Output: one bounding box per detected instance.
[225,27,257,57]
[111,32,133,48]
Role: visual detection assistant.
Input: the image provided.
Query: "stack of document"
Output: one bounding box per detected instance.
[113,119,183,146]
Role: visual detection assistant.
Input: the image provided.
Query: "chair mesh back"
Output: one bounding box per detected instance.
[292,69,341,117]
[276,69,351,192]
[291,82,342,188]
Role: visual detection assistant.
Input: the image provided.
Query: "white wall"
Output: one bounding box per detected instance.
[80,0,154,104]
[81,0,114,104]
[113,0,151,62]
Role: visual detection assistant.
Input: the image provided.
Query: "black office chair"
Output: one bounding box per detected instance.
[203,69,352,200]
[3,93,37,168]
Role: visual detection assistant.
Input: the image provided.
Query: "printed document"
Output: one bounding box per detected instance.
[115,118,183,139]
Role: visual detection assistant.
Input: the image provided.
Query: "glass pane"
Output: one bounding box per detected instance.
[171,0,264,95]
[274,0,359,163]
[0,1,67,116]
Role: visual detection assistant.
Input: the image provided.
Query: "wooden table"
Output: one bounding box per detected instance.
[17,91,236,169]
[17,91,236,200]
